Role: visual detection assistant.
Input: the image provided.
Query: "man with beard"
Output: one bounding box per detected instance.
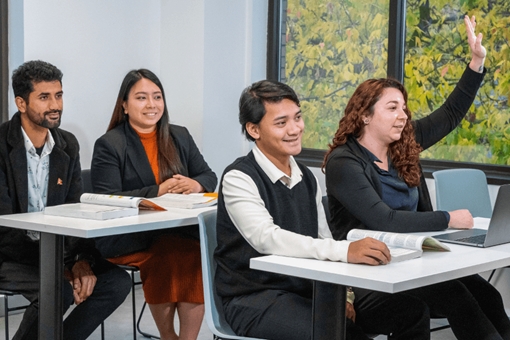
[0,60,131,340]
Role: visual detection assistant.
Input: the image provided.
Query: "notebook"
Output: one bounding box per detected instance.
[433,184,510,248]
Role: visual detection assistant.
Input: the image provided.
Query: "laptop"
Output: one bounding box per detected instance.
[433,184,510,248]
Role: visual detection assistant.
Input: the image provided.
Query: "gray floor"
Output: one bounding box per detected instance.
[0,287,457,339]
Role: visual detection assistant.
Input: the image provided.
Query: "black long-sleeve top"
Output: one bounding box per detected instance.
[325,66,486,240]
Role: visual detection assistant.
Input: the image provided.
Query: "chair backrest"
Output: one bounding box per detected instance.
[432,168,492,218]
[321,195,331,225]
[198,210,265,340]
[82,169,93,193]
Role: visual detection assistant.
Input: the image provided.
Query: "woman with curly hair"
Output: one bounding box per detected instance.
[323,16,510,340]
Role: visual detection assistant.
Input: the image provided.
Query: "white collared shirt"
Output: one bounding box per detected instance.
[22,127,54,240]
[221,144,350,262]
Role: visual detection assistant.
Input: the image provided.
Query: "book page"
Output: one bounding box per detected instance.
[347,229,450,252]
[388,247,423,263]
[80,193,142,208]
[422,237,450,251]
[80,193,166,211]
[347,229,425,251]
[138,199,166,211]
[149,193,217,209]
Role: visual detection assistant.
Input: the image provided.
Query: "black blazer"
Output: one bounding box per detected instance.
[91,121,217,196]
[0,112,100,266]
[90,121,218,257]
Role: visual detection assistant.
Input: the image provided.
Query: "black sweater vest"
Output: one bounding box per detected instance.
[215,152,318,299]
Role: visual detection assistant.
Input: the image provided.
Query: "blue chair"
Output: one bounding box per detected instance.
[432,168,492,218]
[197,210,265,340]
[431,168,494,330]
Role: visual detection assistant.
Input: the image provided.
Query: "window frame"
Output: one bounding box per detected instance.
[266,0,510,185]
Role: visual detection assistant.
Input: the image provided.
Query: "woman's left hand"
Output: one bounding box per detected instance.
[464,15,486,73]
[165,174,204,194]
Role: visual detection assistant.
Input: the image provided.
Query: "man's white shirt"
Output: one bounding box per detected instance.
[222,145,350,262]
[22,127,54,240]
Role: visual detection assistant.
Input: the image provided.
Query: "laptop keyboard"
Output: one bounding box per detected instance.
[456,234,486,244]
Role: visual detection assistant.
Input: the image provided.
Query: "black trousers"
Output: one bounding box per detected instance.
[357,274,510,340]
[223,287,430,340]
[0,258,131,340]
[412,275,510,340]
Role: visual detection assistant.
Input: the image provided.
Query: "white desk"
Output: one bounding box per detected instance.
[0,206,215,340]
[250,224,510,340]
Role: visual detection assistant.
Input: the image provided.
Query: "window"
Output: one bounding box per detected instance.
[268,0,510,184]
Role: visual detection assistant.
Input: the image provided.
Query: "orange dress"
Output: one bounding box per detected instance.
[108,130,204,304]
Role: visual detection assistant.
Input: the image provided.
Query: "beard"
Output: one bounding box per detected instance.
[40,111,62,129]
[27,109,62,129]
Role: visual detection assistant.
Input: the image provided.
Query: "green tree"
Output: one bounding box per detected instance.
[286,0,389,149]
[406,0,510,165]
[285,0,510,166]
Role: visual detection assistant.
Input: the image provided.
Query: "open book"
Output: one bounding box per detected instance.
[43,192,218,220]
[347,229,450,263]
[43,193,166,220]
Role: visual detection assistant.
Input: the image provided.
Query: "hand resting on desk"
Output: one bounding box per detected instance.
[448,209,474,229]
[158,174,204,195]
[347,237,391,265]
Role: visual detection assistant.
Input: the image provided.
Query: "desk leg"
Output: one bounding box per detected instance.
[312,281,346,340]
[39,232,64,340]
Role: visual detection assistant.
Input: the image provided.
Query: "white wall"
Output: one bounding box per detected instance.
[8,0,265,178]
[9,0,163,168]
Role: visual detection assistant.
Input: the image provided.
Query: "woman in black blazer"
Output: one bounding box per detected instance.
[91,69,217,340]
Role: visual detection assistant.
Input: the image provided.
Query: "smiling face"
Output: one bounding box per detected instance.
[246,98,304,171]
[123,78,164,133]
[363,87,408,145]
[17,80,63,130]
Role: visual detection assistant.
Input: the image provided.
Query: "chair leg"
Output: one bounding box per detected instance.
[130,272,137,340]
[488,269,497,283]
[4,294,9,340]
[136,301,160,339]
[100,321,105,339]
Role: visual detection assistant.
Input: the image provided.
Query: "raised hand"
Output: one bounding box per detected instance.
[464,15,486,73]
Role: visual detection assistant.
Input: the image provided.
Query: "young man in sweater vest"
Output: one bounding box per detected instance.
[214,80,431,340]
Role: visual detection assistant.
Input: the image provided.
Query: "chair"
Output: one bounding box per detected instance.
[432,168,499,282]
[81,169,158,339]
[432,168,492,218]
[431,168,493,332]
[197,210,265,340]
[118,265,159,340]
[322,195,331,226]
[81,168,93,193]
[1,290,30,340]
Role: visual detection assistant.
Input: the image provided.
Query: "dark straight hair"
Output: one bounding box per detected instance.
[238,79,300,141]
[108,69,182,181]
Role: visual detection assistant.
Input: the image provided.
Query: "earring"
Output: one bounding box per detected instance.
[364,119,369,125]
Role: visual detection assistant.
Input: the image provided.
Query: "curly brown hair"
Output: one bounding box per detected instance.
[322,78,422,187]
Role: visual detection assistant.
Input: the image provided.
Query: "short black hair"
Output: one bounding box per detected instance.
[12,60,63,103]
[238,80,300,141]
